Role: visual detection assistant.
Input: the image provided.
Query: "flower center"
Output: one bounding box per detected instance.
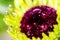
[20,6,58,39]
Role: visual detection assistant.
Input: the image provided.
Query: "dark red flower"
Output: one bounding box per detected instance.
[20,6,58,39]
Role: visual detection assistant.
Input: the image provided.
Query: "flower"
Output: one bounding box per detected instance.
[4,0,60,40]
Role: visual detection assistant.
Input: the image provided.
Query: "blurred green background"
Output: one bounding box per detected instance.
[0,0,14,40]
[0,0,14,34]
